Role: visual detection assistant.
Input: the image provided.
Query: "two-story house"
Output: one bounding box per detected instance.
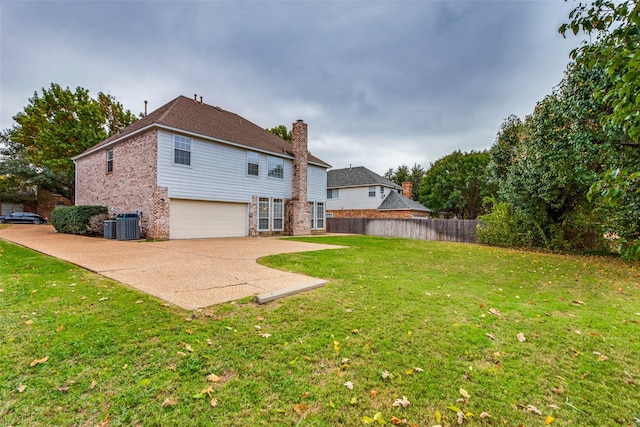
[326,166,431,218]
[73,95,330,239]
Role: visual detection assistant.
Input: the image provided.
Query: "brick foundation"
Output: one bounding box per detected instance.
[328,209,430,219]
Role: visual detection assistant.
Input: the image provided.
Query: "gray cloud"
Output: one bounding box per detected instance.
[1,0,579,174]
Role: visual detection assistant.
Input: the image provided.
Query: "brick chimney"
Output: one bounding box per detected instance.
[402,181,413,199]
[287,120,311,235]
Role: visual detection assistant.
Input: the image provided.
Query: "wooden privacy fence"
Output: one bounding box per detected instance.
[326,218,481,243]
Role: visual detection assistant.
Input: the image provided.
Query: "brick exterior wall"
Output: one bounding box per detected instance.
[287,120,311,235]
[36,190,71,219]
[75,130,168,239]
[328,209,430,219]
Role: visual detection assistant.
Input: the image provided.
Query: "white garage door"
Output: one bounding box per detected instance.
[169,199,248,239]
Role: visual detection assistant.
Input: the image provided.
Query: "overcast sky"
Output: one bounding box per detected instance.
[1,0,581,175]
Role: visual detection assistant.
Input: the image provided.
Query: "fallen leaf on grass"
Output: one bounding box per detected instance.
[98,297,108,301]
[210,398,218,407]
[488,308,502,318]
[480,412,490,419]
[486,333,496,340]
[413,367,424,372]
[29,356,49,367]
[58,386,69,392]
[545,415,555,424]
[527,405,543,415]
[90,381,97,390]
[517,333,526,342]
[259,333,271,338]
[392,396,410,408]
[390,416,408,425]
[17,385,26,393]
[593,351,608,361]
[292,403,307,413]
[185,344,193,352]
[344,381,354,390]
[207,373,221,382]
[457,411,465,425]
[370,389,378,398]
[459,388,470,399]
[162,398,178,407]
[571,300,585,305]
[24,319,34,326]
[381,370,391,380]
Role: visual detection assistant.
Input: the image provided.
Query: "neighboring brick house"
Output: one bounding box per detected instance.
[326,166,431,218]
[73,95,330,239]
[1,189,70,219]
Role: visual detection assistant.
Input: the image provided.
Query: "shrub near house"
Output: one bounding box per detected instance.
[51,205,108,236]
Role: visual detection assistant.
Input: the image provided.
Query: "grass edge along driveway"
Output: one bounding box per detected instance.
[1,235,639,426]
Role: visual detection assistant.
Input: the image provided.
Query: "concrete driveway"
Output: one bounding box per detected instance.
[0,225,344,310]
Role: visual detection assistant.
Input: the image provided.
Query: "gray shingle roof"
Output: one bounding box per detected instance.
[74,95,330,167]
[378,191,432,211]
[327,166,402,189]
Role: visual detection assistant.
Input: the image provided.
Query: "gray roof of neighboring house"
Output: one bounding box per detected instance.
[327,166,402,189]
[73,95,330,167]
[377,190,432,212]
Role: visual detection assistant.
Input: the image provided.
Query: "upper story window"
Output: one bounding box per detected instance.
[369,186,376,197]
[173,135,191,166]
[106,149,113,173]
[267,156,284,179]
[247,152,259,176]
[327,189,339,199]
[380,186,385,198]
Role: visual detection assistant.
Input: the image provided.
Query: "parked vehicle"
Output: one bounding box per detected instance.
[0,212,49,224]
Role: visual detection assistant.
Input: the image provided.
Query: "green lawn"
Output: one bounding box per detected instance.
[1,235,639,426]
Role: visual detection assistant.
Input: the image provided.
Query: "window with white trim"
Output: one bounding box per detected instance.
[267,156,284,179]
[310,201,325,230]
[173,135,191,166]
[380,186,385,198]
[327,188,339,199]
[247,152,259,176]
[106,149,113,173]
[273,198,284,231]
[258,197,270,231]
[368,186,376,197]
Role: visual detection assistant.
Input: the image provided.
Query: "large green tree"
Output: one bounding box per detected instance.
[0,83,137,201]
[482,60,640,252]
[384,163,425,200]
[419,150,493,219]
[266,125,292,143]
[560,0,640,259]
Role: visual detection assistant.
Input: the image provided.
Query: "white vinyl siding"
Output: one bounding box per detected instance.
[307,165,328,202]
[158,131,293,202]
[326,185,396,211]
[169,199,247,239]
